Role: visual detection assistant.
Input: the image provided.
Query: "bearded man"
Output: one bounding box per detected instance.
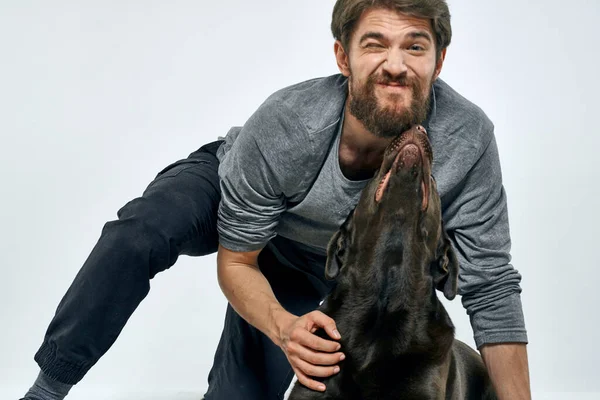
[22,1,530,399]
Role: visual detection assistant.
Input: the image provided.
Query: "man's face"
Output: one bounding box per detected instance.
[336,8,445,138]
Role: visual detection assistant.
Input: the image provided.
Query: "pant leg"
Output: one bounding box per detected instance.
[34,140,224,385]
[204,246,330,400]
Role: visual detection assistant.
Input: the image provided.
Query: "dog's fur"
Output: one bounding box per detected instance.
[288,126,496,400]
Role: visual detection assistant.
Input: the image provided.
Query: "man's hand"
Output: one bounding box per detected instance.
[274,309,344,392]
[217,245,344,392]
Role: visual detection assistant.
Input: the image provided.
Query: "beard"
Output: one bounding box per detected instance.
[348,70,432,139]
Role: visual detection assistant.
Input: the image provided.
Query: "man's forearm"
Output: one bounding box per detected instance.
[216,245,294,346]
[480,343,531,400]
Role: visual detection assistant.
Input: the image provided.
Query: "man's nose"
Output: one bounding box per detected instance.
[383,48,408,77]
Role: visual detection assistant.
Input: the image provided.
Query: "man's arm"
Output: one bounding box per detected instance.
[437,119,530,393]
[480,343,531,400]
[216,245,344,392]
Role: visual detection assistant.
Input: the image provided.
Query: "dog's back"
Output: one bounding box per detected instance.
[445,340,496,400]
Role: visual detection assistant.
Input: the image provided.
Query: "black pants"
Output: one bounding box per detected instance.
[33,141,329,399]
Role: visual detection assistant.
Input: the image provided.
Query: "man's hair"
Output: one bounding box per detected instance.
[331,0,452,60]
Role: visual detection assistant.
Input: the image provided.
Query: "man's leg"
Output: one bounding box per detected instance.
[204,246,332,400]
[23,141,223,398]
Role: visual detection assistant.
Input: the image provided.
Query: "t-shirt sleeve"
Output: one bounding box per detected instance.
[444,128,528,348]
[217,99,310,252]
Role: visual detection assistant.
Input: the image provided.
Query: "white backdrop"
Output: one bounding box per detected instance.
[1,1,598,399]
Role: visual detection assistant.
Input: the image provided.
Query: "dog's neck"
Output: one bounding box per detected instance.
[329,257,440,320]
[323,248,455,371]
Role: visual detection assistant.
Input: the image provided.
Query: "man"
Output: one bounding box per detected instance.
[22,1,531,399]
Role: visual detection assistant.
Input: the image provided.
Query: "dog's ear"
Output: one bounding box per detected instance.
[431,226,459,300]
[325,210,354,280]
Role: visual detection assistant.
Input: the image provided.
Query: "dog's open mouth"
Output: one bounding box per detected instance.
[375,126,432,211]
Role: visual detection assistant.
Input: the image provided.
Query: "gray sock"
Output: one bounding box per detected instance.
[22,371,73,400]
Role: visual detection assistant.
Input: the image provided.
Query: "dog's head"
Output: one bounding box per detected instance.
[325,125,459,300]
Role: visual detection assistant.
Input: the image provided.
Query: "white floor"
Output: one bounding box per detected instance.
[3,386,289,400]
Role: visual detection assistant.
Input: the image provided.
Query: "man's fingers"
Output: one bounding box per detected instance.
[280,312,345,392]
[286,341,344,366]
[293,355,341,379]
[308,311,342,340]
[294,328,341,353]
[293,367,326,392]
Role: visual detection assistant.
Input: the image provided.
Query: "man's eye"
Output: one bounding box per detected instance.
[365,43,384,49]
[409,44,425,51]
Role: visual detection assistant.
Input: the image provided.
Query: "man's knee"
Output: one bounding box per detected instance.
[100,189,214,278]
[98,202,174,277]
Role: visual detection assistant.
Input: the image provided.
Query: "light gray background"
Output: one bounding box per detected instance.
[1,1,598,399]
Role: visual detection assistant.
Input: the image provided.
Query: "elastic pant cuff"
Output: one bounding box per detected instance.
[34,341,90,385]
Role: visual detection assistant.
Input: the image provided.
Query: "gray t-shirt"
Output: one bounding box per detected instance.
[216,74,527,348]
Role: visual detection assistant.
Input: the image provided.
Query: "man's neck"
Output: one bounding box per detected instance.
[338,102,393,181]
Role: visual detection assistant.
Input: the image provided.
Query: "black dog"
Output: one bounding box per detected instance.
[288,125,496,399]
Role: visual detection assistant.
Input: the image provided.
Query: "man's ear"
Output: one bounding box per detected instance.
[432,47,447,81]
[431,224,459,300]
[334,40,351,77]
[325,210,354,280]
